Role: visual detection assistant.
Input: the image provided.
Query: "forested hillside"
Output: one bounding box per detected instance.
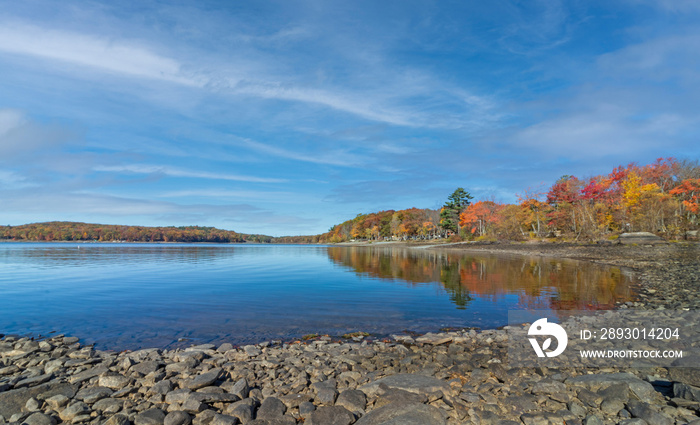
[1,222,272,243]
[320,158,700,242]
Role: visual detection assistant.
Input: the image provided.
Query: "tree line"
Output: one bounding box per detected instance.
[1,222,272,243]
[320,158,699,242]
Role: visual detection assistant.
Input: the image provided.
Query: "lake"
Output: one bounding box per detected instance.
[0,243,636,350]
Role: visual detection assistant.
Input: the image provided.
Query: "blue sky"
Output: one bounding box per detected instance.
[1,0,698,236]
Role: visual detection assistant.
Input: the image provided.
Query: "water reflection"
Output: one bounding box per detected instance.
[0,243,636,349]
[0,243,240,269]
[326,247,635,311]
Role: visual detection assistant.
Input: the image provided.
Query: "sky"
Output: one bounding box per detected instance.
[1,0,699,236]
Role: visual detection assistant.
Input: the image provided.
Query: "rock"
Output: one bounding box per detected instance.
[520,412,567,425]
[674,382,700,401]
[225,398,256,423]
[226,378,249,400]
[531,379,567,395]
[25,397,41,412]
[600,399,624,415]
[256,397,286,419]
[104,414,132,425]
[186,369,222,390]
[311,379,338,404]
[181,397,207,414]
[626,400,672,425]
[0,365,20,375]
[415,334,452,345]
[583,415,603,425]
[217,343,233,353]
[577,388,602,408]
[375,387,426,408]
[44,394,70,410]
[305,405,355,425]
[355,402,446,425]
[187,392,239,404]
[298,402,315,417]
[210,413,239,425]
[14,373,54,389]
[192,410,217,425]
[134,407,167,425]
[598,383,629,402]
[165,389,192,404]
[568,401,587,417]
[165,411,192,425]
[505,395,538,414]
[279,394,313,409]
[21,412,57,425]
[359,374,449,397]
[99,373,131,390]
[58,401,90,422]
[669,360,700,387]
[247,417,296,425]
[92,397,124,414]
[243,345,261,357]
[68,366,109,384]
[565,373,657,402]
[617,232,667,245]
[130,361,164,376]
[76,386,113,403]
[335,389,366,413]
[150,379,173,395]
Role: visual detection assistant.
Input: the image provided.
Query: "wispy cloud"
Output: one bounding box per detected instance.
[94,165,287,183]
[231,137,364,166]
[0,22,202,86]
[0,170,36,189]
[158,189,319,205]
[0,19,497,130]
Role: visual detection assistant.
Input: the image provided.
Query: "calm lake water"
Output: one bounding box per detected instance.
[0,243,636,350]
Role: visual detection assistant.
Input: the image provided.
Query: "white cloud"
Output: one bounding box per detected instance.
[597,34,700,81]
[508,104,689,158]
[0,22,202,86]
[93,164,287,183]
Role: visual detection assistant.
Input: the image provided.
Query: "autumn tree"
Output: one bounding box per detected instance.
[670,178,700,229]
[459,200,503,237]
[518,188,548,237]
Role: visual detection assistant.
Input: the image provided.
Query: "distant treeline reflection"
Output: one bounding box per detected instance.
[326,247,635,311]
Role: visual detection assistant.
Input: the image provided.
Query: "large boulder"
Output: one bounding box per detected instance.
[617,232,667,245]
[355,402,446,425]
[565,373,658,403]
[358,374,449,397]
[0,382,77,419]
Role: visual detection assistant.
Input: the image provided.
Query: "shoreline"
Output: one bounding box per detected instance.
[1,242,699,424]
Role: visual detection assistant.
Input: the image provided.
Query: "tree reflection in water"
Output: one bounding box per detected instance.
[326,247,635,312]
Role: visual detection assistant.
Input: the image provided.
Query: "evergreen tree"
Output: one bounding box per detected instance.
[440,188,473,234]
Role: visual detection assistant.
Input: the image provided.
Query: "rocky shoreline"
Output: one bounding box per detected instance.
[1,242,699,425]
